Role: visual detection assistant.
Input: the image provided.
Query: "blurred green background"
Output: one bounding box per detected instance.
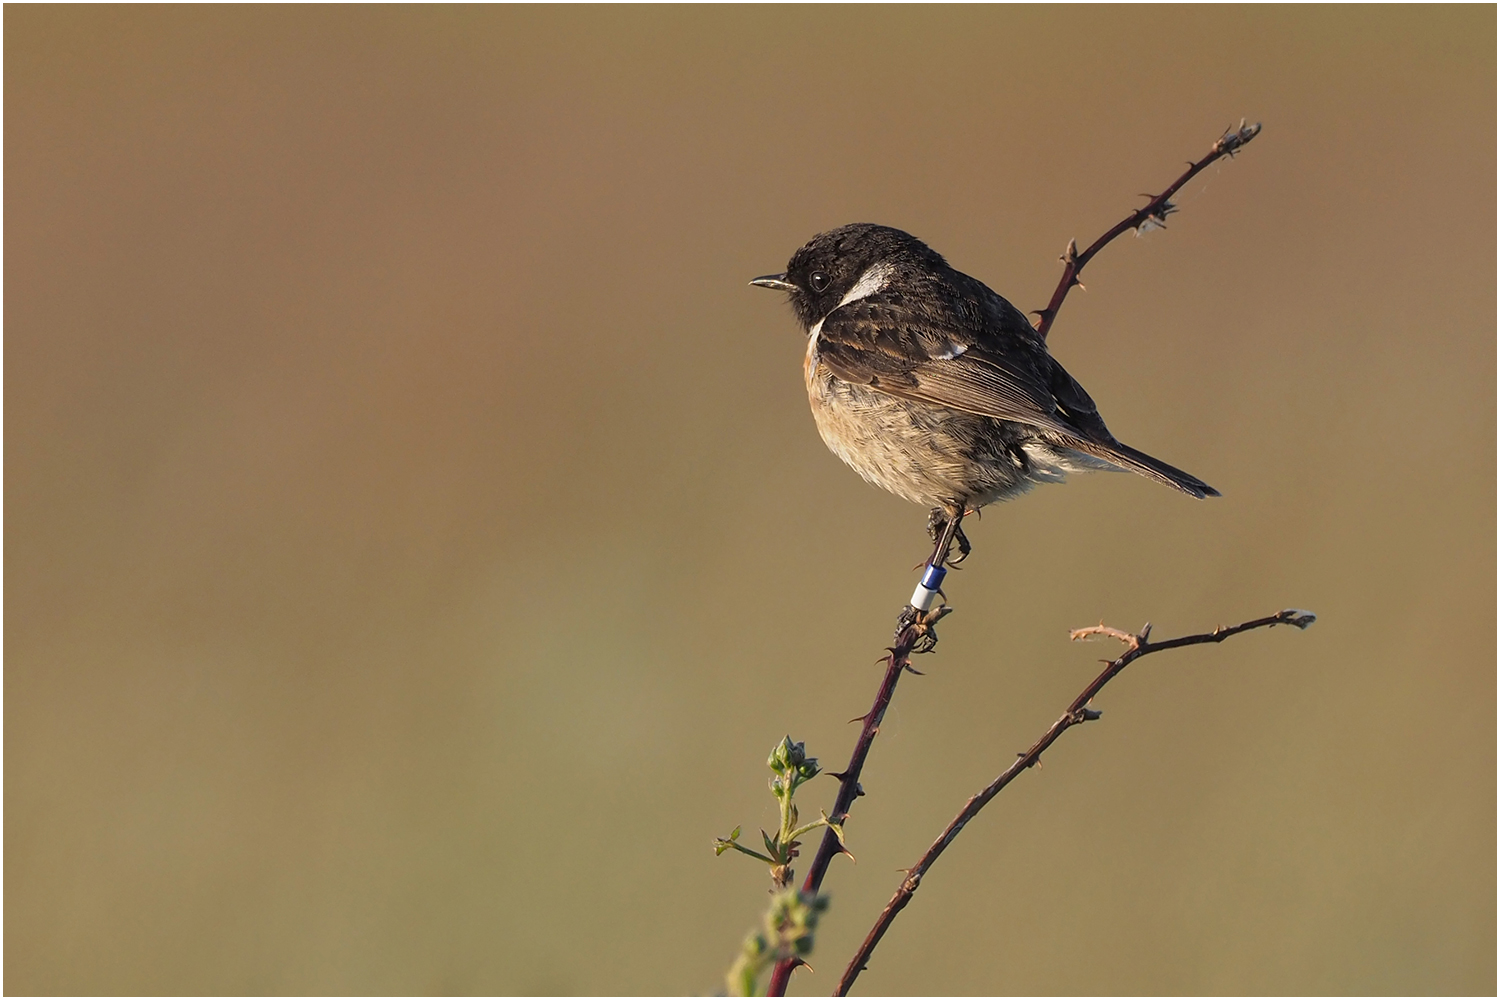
[6,6,1494,996]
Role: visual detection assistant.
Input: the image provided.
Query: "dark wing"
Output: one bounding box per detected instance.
[814,293,1107,443]
[814,292,1218,498]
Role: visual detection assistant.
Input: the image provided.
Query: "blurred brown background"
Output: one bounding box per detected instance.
[6,6,1494,996]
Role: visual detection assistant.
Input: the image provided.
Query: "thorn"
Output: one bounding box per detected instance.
[828,770,849,781]
[1140,622,1153,642]
[903,663,926,676]
[848,713,870,725]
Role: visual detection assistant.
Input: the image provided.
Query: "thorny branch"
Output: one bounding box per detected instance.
[1032,120,1262,340]
[763,529,960,996]
[834,609,1317,996]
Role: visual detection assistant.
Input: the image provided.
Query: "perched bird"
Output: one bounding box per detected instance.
[751,223,1217,584]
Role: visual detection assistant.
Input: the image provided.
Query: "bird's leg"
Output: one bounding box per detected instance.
[898,506,962,618]
[929,509,964,574]
[926,508,971,566]
[897,508,963,647]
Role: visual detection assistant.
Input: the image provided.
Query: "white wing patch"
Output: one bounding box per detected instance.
[932,342,968,360]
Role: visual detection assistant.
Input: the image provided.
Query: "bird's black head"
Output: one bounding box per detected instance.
[750,223,948,330]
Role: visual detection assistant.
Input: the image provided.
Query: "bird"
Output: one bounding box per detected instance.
[750,223,1217,597]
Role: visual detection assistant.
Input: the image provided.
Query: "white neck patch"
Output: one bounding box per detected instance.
[808,261,895,344]
[838,261,895,308]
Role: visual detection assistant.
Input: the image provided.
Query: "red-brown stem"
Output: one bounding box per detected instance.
[764,636,913,997]
[834,609,1314,995]
[1033,121,1261,340]
[764,566,956,995]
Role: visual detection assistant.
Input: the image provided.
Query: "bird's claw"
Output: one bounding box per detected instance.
[896,604,951,652]
[926,511,972,567]
[949,525,971,565]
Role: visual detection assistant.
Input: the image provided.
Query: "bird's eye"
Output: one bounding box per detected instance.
[809,271,831,292]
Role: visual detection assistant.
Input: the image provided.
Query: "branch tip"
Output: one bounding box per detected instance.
[1069,623,1141,649]
[1278,608,1317,629]
[1214,119,1263,156]
[1035,118,1260,342]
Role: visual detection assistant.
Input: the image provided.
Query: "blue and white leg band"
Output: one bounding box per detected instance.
[909,564,947,612]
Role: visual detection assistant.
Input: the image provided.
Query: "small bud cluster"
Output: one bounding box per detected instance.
[725,889,830,997]
[715,737,844,887]
[767,736,820,798]
[717,738,846,991]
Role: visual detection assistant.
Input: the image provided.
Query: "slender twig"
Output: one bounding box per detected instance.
[763,526,962,997]
[833,608,1315,996]
[1032,120,1261,340]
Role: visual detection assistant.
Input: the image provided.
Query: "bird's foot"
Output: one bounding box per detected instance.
[926,510,972,566]
[896,604,952,653]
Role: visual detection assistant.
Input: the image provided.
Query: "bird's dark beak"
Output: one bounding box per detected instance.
[749,273,796,292]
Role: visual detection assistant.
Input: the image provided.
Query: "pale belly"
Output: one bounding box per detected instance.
[805,350,1116,512]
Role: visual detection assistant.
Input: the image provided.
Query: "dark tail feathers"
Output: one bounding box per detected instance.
[1074,439,1220,499]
